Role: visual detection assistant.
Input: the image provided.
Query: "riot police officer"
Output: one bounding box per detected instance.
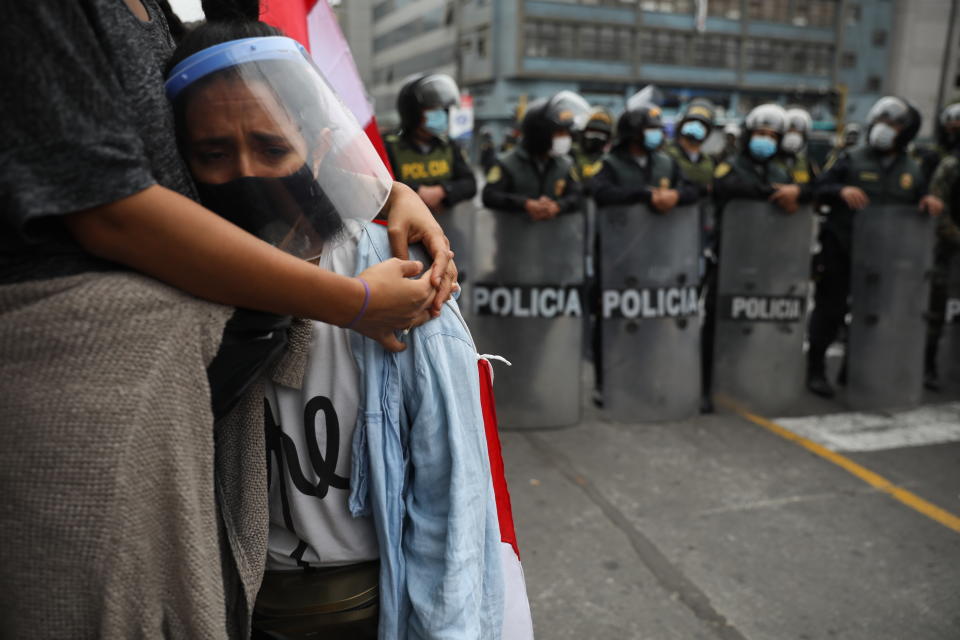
[573,107,615,191]
[592,101,699,209]
[482,91,588,220]
[591,99,699,407]
[923,101,960,390]
[666,98,717,194]
[478,125,498,174]
[825,122,861,169]
[702,103,804,412]
[385,73,477,213]
[715,121,741,163]
[806,96,944,397]
[781,107,820,194]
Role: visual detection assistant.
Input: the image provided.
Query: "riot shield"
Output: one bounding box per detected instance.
[437,200,476,288]
[939,253,960,394]
[712,200,813,413]
[598,203,700,422]
[468,208,585,429]
[847,204,934,410]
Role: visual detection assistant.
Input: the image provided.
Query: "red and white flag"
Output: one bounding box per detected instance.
[479,359,535,640]
[260,0,394,176]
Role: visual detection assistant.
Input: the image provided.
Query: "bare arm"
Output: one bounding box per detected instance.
[65,184,435,351]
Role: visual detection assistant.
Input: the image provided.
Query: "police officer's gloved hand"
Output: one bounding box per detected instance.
[769,184,800,214]
[919,195,944,217]
[840,186,870,210]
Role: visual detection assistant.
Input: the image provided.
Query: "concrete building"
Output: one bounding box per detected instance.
[888,0,960,137]
[356,0,954,141]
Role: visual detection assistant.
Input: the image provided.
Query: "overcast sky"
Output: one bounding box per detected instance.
[167,0,204,22]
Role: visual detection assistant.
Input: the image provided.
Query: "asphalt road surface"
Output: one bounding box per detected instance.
[499,377,960,639]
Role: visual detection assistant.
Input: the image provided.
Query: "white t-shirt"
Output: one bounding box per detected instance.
[265,233,379,569]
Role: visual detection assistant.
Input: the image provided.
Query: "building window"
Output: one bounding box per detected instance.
[747,0,790,23]
[708,0,740,20]
[744,38,777,71]
[691,34,739,69]
[794,0,837,28]
[640,29,691,65]
[872,29,887,47]
[477,29,487,58]
[524,20,576,58]
[640,0,693,13]
[841,51,856,68]
[577,24,632,60]
[846,3,861,25]
[866,75,882,92]
[745,38,833,76]
[373,7,446,53]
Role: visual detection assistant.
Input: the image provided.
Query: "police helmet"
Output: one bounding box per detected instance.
[937,102,960,149]
[397,73,460,133]
[785,107,813,134]
[841,122,862,147]
[679,98,716,130]
[745,104,788,136]
[616,102,664,147]
[584,107,615,136]
[521,91,591,155]
[866,96,921,149]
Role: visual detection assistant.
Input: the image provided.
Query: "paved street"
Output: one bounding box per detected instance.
[499,378,960,640]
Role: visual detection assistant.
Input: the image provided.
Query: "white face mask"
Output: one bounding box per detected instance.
[550,135,573,157]
[869,123,897,151]
[781,131,804,154]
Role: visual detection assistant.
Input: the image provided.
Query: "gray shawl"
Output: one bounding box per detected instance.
[0,271,270,639]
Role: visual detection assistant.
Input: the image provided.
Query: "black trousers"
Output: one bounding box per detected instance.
[806,230,851,376]
[700,260,717,397]
[924,243,955,372]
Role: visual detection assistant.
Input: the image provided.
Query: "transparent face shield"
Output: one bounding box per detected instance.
[626,85,664,113]
[746,104,787,134]
[413,74,460,110]
[166,37,393,259]
[785,108,812,134]
[867,97,910,127]
[545,91,592,131]
[941,103,960,127]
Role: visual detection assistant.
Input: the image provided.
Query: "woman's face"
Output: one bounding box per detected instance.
[183,76,309,184]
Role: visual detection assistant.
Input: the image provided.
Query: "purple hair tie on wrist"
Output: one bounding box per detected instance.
[346,277,370,329]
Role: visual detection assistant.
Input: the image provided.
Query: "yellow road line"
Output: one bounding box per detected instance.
[716,394,960,535]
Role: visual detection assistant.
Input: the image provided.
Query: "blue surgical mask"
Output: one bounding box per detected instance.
[423,109,448,137]
[643,128,664,150]
[749,135,777,160]
[680,120,707,141]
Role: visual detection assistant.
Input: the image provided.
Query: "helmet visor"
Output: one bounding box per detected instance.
[785,108,812,133]
[414,74,460,110]
[746,104,787,134]
[546,90,592,130]
[167,37,392,259]
[867,97,911,127]
[941,103,960,126]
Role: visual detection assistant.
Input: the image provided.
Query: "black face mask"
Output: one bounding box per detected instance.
[195,164,345,254]
[582,133,608,155]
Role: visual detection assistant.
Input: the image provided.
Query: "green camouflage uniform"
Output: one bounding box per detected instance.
[926,154,960,361]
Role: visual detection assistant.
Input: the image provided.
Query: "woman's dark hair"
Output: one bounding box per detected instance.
[165,0,276,75]
[166,1,329,176]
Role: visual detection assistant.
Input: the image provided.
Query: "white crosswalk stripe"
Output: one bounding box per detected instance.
[776,403,960,452]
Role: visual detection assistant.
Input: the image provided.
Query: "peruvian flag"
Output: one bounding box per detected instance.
[478,359,535,640]
[260,0,394,176]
